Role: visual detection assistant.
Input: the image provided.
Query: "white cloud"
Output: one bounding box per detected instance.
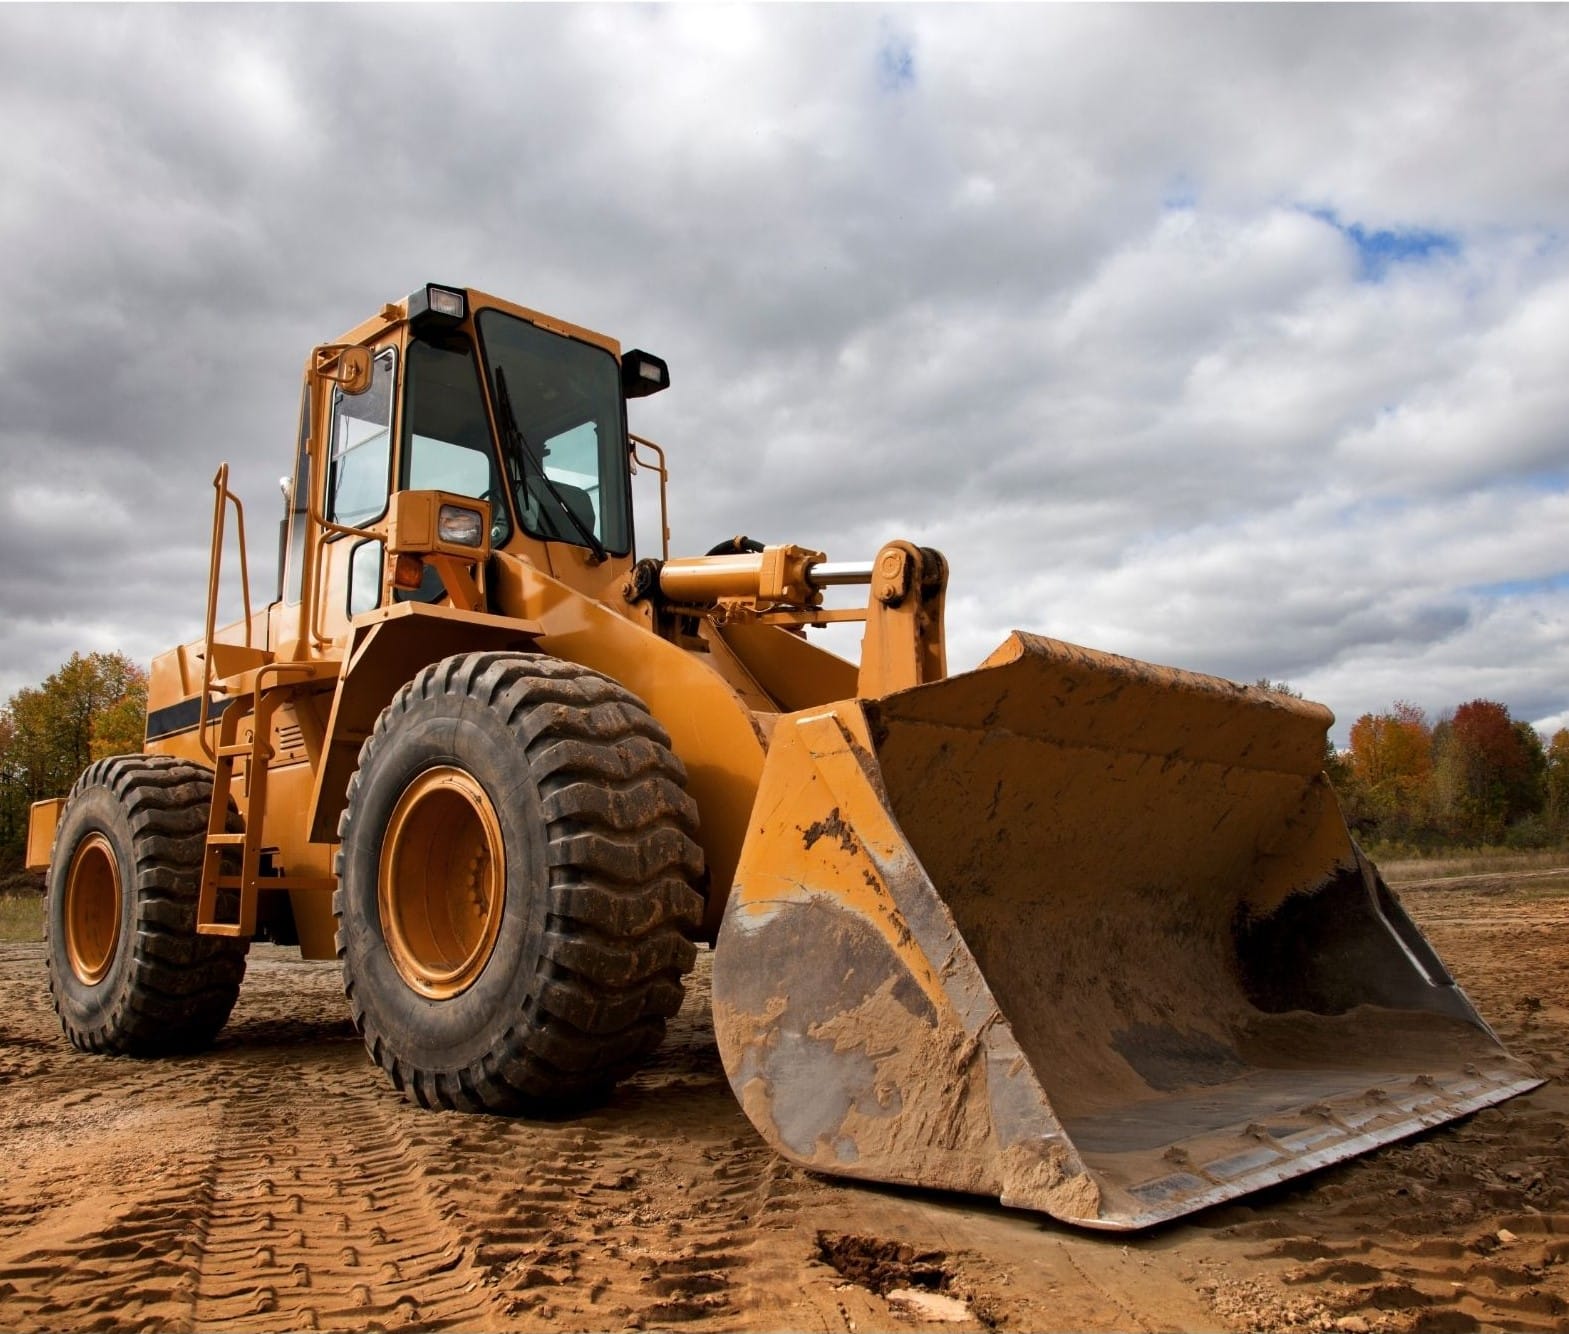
[0,4,1565,757]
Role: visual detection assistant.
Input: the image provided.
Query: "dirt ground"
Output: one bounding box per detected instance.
[1,873,1566,1333]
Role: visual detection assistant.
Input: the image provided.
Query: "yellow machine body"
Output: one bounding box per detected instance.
[37,284,1538,1230]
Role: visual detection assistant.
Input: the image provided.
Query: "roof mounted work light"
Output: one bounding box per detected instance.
[406,284,467,332]
[621,349,670,398]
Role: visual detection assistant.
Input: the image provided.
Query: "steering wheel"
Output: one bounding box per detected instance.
[478,488,511,547]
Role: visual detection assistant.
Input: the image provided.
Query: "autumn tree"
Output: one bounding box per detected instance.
[0,652,147,872]
[1510,721,1549,818]
[1346,702,1433,840]
[0,711,17,860]
[1544,728,1569,838]
[91,688,150,761]
[1430,700,1543,845]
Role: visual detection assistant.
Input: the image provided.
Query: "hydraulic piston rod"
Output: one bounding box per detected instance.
[806,560,875,587]
[658,546,873,605]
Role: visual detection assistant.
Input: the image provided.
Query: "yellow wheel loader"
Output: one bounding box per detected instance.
[27,285,1540,1229]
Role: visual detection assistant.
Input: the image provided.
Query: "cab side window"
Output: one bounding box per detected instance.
[327,348,395,526]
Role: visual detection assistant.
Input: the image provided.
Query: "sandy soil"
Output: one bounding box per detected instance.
[1,877,1565,1333]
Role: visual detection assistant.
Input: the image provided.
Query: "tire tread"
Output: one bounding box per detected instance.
[337,651,705,1110]
[46,754,249,1055]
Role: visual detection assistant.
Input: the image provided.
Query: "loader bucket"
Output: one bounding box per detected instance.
[711,632,1541,1229]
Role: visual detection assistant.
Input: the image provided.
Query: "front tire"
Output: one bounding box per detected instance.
[45,755,250,1053]
[335,652,706,1112]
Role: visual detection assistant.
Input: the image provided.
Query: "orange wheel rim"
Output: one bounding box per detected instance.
[378,767,505,999]
[65,832,122,986]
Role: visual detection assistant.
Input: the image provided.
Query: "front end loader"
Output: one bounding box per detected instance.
[28,284,1539,1230]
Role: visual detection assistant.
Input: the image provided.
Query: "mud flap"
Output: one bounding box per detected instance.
[711,632,1542,1230]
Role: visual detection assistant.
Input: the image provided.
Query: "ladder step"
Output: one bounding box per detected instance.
[217,744,253,758]
[206,833,246,846]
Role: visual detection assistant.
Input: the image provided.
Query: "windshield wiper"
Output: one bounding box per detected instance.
[492,365,608,564]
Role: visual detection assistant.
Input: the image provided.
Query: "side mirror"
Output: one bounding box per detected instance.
[313,344,374,395]
[622,348,670,399]
[334,346,374,395]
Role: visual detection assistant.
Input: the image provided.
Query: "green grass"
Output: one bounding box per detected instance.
[0,893,44,943]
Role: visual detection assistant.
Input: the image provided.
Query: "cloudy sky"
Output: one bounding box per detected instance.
[1,4,1566,743]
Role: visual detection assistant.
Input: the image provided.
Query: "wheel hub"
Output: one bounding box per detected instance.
[64,832,121,986]
[378,767,505,999]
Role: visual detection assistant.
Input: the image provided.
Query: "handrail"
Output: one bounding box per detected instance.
[197,464,253,760]
[630,433,671,561]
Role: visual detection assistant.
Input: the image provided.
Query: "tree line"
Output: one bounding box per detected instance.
[2,653,1565,878]
[1330,698,1569,852]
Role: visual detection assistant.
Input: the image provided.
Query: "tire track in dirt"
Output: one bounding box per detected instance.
[0,1158,208,1329]
[396,949,833,1331]
[0,943,833,1333]
[184,1060,495,1331]
[0,936,227,1330]
[0,949,499,1332]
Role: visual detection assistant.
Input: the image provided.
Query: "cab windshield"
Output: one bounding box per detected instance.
[476,310,632,556]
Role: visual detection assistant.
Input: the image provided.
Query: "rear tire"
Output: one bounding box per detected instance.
[45,755,250,1054]
[335,652,706,1111]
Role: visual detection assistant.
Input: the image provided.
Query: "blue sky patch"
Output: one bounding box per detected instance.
[1522,466,1569,491]
[878,36,915,91]
[1467,571,1569,598]
[1305,207,1461,280]
[1161,171,1199,211]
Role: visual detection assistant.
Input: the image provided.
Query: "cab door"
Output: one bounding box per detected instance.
[316,345,398,643]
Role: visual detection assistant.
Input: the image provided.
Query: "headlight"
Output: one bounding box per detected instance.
[437,504,484,547]
[406,283,467,331]
[621,348,670,398]
[427,286,465,318]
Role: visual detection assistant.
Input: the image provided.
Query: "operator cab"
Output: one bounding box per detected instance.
[278,284,669,634]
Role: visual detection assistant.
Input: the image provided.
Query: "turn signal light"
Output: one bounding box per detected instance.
[392,553,425,590]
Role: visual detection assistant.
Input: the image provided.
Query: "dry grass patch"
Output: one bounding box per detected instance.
[0,893,44,943]
[1377,847,1568,883]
